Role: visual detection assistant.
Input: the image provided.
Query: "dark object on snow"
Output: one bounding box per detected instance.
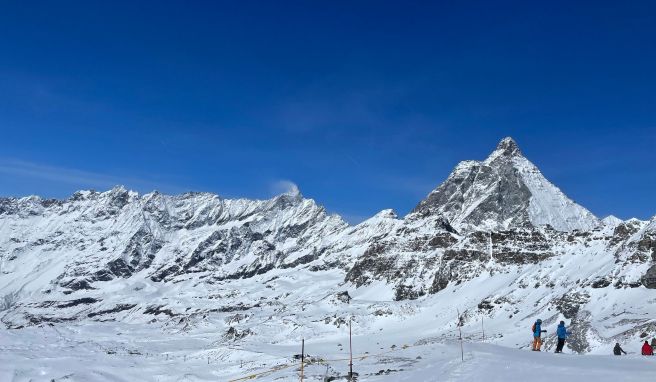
[641,341,653,356]
[614,343,627,356]
[554,321,571,353]
[556,321,568,338]
[336,291,352,304]
[532,319,545,336]
[641,264,656,289]
[555,338,566,353]
[531,319,547,351]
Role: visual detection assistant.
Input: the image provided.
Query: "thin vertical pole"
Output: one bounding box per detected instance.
[300,338,305,382]
[482,316,485,341]
[349,317,353,379]
[457,309,464,362]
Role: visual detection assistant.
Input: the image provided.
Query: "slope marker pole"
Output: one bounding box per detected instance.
[300,338,305,382]
[457,309,464,362]
[349,317,354,381]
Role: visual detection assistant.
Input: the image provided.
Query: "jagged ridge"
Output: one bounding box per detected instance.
[0,138,655,355]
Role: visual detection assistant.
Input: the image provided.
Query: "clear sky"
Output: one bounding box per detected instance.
[0,1,654,223]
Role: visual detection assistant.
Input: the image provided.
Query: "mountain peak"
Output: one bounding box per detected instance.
[412,137,599,232]
[487,137,523,161]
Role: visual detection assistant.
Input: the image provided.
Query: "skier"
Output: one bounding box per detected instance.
[554,321,570,353]
[531,319,547,351]
[651,338,656,349]
[641,341,653,356]
[613,343,627,355]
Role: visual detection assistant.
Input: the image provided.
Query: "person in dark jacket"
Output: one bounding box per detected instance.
[613,343,627,355]
[651,338,656,349]
[642,341,654,356]
[554,321,570,353]
[532,319,547,351]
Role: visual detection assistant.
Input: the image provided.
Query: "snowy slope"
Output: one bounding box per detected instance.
[2,321,656,382]
[0,137,655,381]
[412,137,599,232]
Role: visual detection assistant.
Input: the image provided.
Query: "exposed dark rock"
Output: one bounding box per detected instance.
[553,292,589,319]
[428,267,450,294]
[443,249,486,262]
[494,251,552,265]
[223,326,253,341]
[150,265,181,282]
[335,291,352,304]
[87,304,137,318]
[611,222,642,246]
[345,243,395,287]
[56,297,100,309]
[183,231,225,271]
[219,261,276,281]
[0,198,17,215]
[591,277,611,289]
[106,258,133,278]
[478,300,494,311]
[428,233,458,248]
[143,305,177,317]
[567,310,593,353]
[641,264,656,289]
[280,221,310,238]
[394,285,424,301]
[60,279,95,291]
[40,199,62,208]
[92,269,114,282]
[209,303,259,313]
[373,308,392,317]
[280,253,318,269]
[24,314,76,326]
[637,233,656,260]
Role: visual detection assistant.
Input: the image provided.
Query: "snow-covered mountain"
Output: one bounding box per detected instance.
[1,137,655,378]
[412,137,599,232]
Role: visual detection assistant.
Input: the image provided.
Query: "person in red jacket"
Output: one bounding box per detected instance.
[641,341,653,355]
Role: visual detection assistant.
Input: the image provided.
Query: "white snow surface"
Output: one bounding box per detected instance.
[508,154,599,232]
[0,138,655,381]
[2,297,656,382]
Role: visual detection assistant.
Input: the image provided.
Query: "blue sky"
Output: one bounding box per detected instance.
[0,1,654,222]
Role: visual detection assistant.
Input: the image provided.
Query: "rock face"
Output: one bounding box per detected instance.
[0,137,654,354]
[642,265,656,288]
[413,137,599,232]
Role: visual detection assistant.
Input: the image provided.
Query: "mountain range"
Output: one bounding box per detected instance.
[1,137,655,355]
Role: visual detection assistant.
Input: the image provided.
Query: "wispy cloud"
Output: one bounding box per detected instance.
[269,179,300,196]
[0,159,118,187]
[0,158,186,195]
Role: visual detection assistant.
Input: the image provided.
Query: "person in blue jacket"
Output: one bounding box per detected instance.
[532,319,547,351]
[555,321,570,353]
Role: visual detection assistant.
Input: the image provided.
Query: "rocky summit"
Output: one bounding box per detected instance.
[1,137,655,356]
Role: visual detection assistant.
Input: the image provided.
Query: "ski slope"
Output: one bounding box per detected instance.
[1,322,654,382]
